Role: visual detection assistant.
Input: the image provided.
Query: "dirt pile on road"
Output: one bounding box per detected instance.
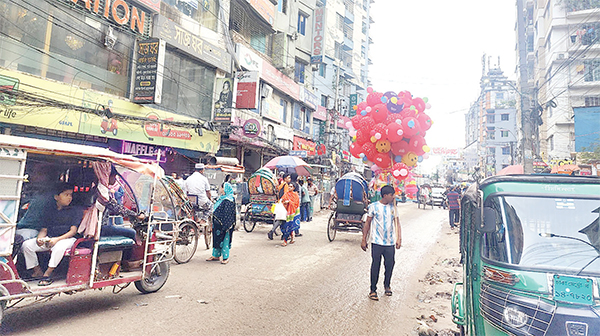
[412,228,462,336]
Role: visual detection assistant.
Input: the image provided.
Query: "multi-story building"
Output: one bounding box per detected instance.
[0,0,230,174]
[464,57,517,176]
[517,0,600,164]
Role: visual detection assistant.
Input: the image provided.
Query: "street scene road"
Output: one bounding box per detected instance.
[2,204,459,336]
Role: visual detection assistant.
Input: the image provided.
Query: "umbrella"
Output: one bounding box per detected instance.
[550,164,580,174]
[264,156,313,176]
[497,165,524,175]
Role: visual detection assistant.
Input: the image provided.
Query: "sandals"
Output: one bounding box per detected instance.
[281,241,288,247]
[206,256,220,261]
[385,288,393,296]
[368,292,379,301]
[38,277,54,286]
[221,259,229,264]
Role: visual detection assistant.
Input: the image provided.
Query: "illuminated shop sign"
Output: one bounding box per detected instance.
[68,0,150,35]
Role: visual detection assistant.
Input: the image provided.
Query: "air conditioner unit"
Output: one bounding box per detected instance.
[290,32,298,41]
[261,84,273,98]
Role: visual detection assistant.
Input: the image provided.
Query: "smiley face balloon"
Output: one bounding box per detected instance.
[375,139,391,153]
[401,151,418,167]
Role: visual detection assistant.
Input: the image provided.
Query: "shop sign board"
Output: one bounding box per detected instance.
[153,15,231,72]
[311,5,326,64]
[261,61,301,101]
[313,105,327,121]
[289,150,307,158]
[133,38,166,104]
[293,136,323,156]
[349,94,358,117]
[214,78,234,122]
[235,71,260,109]
[242,119,261,138]
[0,69,221,153]
[235,43,263,73]
[68,0,150,35]
[261,97,284,122]
[300,87,318,110]
[246,0,276,26]
[0,74,19,106]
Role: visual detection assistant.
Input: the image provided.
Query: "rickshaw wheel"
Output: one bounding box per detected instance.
[327,212,337,242]
[243,210,256,232]
[204,217,212,249]
[173,220,199,264]
[135,261,170,294]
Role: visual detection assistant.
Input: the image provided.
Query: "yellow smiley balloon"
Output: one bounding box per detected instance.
[401,152,418,167]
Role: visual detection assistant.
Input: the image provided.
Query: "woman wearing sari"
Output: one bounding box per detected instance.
[206,176,236,264]
[280,183,300,247]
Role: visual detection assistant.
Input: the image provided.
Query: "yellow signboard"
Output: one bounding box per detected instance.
[0,69,220,153]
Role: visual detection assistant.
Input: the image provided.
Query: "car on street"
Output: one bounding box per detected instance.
[430,187,445,207]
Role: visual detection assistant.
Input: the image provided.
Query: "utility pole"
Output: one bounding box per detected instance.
[326,59,341,151]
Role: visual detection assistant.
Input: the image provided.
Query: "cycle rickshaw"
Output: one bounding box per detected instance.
[242,168,278,232]
[327,173,369,242]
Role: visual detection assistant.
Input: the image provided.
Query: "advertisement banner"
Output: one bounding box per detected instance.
[246,0,276,26]
[574,106,600,152]
[261,61,301,101]
[349,94,358,117]
[235,71,259,109]
[214,78,234,122]
[235,43,263,73]
[261,97,283,122]
[313,105,327,121]
[0,69,220,153]
[293,136,317,155]
[133,38,166,104]
[153,15,231,72]
[311,5,326,64]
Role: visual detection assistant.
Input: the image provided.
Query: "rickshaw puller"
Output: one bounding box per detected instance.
[185,163,213,223]
[21,183,84,285]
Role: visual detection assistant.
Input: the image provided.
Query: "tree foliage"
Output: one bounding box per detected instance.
[579,144,600,163]
[562,0,600,12]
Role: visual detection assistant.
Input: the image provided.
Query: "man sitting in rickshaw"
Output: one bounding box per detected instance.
[21,183,84,286]
[185,163,213,223]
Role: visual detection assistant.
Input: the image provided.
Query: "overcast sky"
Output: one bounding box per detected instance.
[369,0,517,152]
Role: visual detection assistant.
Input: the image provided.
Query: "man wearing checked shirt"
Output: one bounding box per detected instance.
[361,185,402,301]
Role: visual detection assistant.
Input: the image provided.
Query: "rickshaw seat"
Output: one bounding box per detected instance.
[336,199,366,214]
[97,236,136,250]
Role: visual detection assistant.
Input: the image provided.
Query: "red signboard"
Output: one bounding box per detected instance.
[293,136,317,156]
[336,116,351,129]
[313,105,327,121]
[235,71,259,109]
[261,60,301,101]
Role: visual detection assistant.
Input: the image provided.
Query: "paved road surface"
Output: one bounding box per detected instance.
[2,203,449,335]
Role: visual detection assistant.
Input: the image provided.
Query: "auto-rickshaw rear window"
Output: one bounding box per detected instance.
[482,195,600,275]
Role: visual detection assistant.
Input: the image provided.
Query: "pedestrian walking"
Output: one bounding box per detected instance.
[206,176,236,264]
[361,185,402,301]
[306,178,319,221]
[446,187,460,229]
[280,183,300,246]
[299,180,310,222]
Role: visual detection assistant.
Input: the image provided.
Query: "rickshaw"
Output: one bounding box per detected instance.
[242,168,277,233]
[451,174,600,336]
[327,172,368,242]
[417,184,433,209]
[0,134,179,324]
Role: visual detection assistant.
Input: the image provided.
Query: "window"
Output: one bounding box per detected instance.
[361,45,366,58]
[487,127,496,140]
[334,42,342,59]
[501,131,509,138]
[549,135,554,151]
[250,32,267,54]
[297,12,308,36]
[280,99,288,123]
[487,147,495,155]
[362,20,367,34]
[0,1,135,97]
[487,114,495,123]
[294,60,306,83]
[158,48,216,120]
[584,59,600,82]
[496,92,504,100]
[502,147,510,155]
[319,63,326,77]
[304,109,311,134]
[337,13,344,30]
[363,0,368,9]
[501,114,509,121]
[321,95,328,107]
[163,0,219,32]
[585,96,600,106]
[277,0,287,13]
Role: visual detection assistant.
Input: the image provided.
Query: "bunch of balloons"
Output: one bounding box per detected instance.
[347,88,433,181]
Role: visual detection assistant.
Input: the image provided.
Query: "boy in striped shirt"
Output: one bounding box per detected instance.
[361,185,402,301]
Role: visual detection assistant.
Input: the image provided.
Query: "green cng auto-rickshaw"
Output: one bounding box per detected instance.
[452,174,600,336]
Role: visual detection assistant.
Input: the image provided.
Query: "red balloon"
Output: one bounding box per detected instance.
[386,122,404,143]
[370,123,388,141]
[359,116,375,131]
[412,97,426,113]
[385,113,402,125]
[399,107,417,119]
[351,114,363,129]
[398,91,413,107]
[402,117,421,138]
[391,140,410,156]
[392,162,410,180]
[355,128,370,145]
[362,142,377,161]
[350,142,362,158]
[409,135,427,156]
[373,152,392,168]
[417,113,432,131]
[366,92,384,107]
[356,101,368,113]
[371,104,389,123]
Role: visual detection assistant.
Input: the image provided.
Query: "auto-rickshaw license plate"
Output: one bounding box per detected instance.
[553,275,594,305]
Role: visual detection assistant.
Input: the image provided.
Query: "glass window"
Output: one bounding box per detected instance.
[319,63,326,77]
[487,147,495,155]
[336,13,344,30]
[482,196,600,275]
[280,99,288,123]
[0,0,134,97]
[294,60,305,83]
[584,59,600,82]
[502,147,510,155]
[501,114,509,121]
[297,12,307,35]
[250,32,267,54]
[362,21,367,34]
[487,114,495,123]
[154,48,215,120]
[304,109,311,134]
[321,95,328,107]
[501,131,509,137]
[277,0,287,13]
[162,0,219,32]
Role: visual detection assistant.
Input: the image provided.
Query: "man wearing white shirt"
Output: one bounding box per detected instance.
[361,185,402,301]
[185,163,212,223]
